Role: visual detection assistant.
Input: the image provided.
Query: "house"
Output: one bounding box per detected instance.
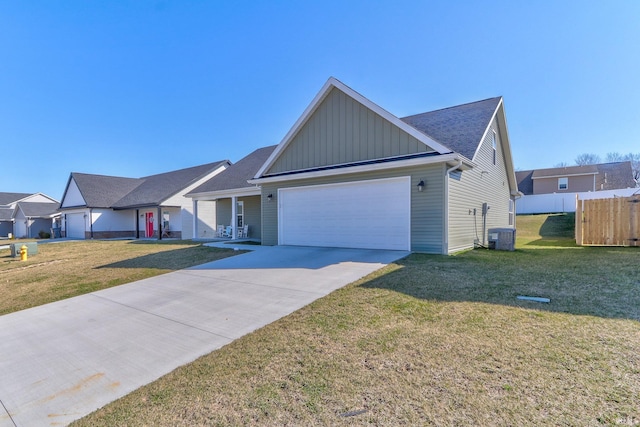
[58,161,229,239]
[516,161,636,195]
[0,192,60,238]
[244,77,518,254]
[515,162,637,214]
[187,145,277,240]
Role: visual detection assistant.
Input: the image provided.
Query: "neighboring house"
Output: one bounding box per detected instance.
[246,77,519,254]
[0,192,60,238]
[516,162,637,214]
[187,145,277,240]
[58,161,229,239]
[14,202,61,238]
[516,161,635,195]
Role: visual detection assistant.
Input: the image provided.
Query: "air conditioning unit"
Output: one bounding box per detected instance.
[488,228,516,251]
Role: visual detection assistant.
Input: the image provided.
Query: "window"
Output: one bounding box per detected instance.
[558,177,568,190]
[492,131,497,165]
[236,201,244,227]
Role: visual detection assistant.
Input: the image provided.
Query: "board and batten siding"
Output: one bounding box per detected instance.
[448,118,513,253]
[261,164,445,253]
[266,88,435,175]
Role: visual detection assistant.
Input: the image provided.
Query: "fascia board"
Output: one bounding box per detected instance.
[188,186,261,201]
[249,154,473,185]
[254,77,452,179]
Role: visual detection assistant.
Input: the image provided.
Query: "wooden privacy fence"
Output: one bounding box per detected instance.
[575,194,640,246]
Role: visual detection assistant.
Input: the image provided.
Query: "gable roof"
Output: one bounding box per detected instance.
[112,161,229,208]
[67,173,143,208]
[531,164,598,179]
[517,161,636,195]
[16,202,61,218]
[254,77,457,179]
[400,97,502,160]
[62,160,229,210]
[188,146,277,196]
[0,192,32,206]
[515,170,534,195]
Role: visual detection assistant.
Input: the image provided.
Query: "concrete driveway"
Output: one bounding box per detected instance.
[0,245,408,426]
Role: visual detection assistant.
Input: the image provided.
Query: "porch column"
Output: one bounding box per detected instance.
[231,196,237,240]
[157,206,162,240]
[193,199,198,239]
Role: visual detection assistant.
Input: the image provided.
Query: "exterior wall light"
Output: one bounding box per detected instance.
[267,193,273,202]
[417,180,425,192]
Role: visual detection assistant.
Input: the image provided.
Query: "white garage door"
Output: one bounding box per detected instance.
[65,213,86,239]
[279,176,411,250]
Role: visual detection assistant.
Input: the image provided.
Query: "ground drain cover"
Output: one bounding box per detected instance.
[517,295,550,303]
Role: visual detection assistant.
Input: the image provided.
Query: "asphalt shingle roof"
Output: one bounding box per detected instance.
[401,97,502,160]
[69,173,144,208]
[0,192,32,206]
[516,161,636,195]
[17,202,61,218]
[0,208,13,221]
[112,161,229,208]
[188,146,277,194]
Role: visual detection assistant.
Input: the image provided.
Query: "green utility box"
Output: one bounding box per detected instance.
[10,242,38,258]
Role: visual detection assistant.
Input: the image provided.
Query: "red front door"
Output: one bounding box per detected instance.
[145,212,154,237]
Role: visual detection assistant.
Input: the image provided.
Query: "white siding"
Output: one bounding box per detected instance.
[61,179,86,207]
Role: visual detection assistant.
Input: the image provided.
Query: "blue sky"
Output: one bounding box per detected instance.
[2,1,639,200]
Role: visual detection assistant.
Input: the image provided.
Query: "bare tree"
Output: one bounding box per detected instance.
[625,152,640,186]
[574,153,601,165]
[554,162,569,167]
[605,152,625,162]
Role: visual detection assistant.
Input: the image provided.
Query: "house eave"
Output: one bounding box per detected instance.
[249,153,474,185]
[188,186,262,200]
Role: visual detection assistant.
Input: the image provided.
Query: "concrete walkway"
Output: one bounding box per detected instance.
[0,246,408,426]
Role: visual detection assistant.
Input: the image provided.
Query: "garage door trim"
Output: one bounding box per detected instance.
[277,176,411,250]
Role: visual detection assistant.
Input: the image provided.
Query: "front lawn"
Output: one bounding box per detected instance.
[72,215,640,426]
[0,240,241,315]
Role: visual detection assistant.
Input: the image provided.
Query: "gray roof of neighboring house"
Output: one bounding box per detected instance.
[517,161,635,195]
[531,164,598,178]
[401,97,502,160]
[68,173,144,208]
[66,161,229,210]
[0,192,32,206]
[515,170,534,195]
[0,208,13,221]
[112,161,229,208]
[17,202,61,218]
[188,146,278,195]
[595,161,636,190]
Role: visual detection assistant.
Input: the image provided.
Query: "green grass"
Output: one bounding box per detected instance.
[72,214,640,426]
[0,240,242,315]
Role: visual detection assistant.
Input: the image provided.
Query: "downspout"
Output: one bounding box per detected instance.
[443,159,463,254]
[89,208,94,239]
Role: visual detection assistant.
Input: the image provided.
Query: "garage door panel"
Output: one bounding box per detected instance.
[66,214,85,239]
[279,177,410,250]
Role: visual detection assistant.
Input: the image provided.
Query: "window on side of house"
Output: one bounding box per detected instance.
[558,177,568,190]
[492,131,497,165]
